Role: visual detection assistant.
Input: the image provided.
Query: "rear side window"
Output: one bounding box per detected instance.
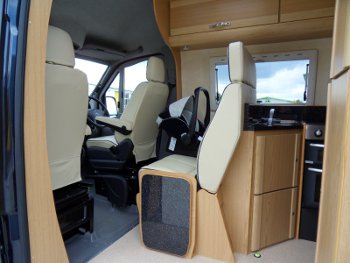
[210,50,317,106]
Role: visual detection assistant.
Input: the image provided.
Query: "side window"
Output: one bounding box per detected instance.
[210,50,317,106]
[105,60,147,115]
[106,74,120,117]
[124,60,147,107]
[74,58,107,95]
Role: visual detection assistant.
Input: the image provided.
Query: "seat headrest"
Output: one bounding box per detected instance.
[228,42,256,88]
[146,57,165,83]
[46,26,75,68]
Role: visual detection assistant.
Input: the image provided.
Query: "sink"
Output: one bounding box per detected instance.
[247,118,302,130]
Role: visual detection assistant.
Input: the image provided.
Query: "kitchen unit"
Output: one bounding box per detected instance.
[219,127,302,254]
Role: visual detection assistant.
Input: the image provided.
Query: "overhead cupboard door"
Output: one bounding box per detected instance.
[170,0,279,36]
[280,0,335,22]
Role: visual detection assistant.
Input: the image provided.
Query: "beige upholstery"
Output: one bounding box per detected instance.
[143,154,197,176]
[86,135,117,149]
[197,42,256,193]
[46,26,75,68]
[46,26,88,190]
[85,125,92,136]
[228,41,256,88]
[86,56,169,163]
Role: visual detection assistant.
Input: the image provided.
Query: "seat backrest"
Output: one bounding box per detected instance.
[45,26,88,190]
[197,42,256,194]
[115,57,169,162]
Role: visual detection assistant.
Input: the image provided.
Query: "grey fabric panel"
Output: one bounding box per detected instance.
[141,175,190,256]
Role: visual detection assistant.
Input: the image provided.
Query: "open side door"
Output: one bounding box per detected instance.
[0,0,31,262]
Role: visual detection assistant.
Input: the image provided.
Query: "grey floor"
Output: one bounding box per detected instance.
[65,193,139,263]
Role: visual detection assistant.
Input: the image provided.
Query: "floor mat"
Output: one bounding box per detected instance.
[65,194,139,263]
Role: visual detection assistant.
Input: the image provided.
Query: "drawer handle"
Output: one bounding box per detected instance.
[209,21,231,29]
[308,167,323,173]
[310,143,324,148]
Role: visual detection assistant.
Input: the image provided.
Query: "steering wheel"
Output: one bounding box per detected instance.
[87,96,110,128]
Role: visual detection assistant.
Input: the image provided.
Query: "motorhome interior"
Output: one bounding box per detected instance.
[1,0,350,262]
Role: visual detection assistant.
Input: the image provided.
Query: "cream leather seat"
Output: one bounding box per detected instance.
[142,41,256,193]
[138,42,256,259]
[86,57,169,169]
[45,26,89,190]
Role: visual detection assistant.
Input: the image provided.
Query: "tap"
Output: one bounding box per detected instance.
[268,108,275,126]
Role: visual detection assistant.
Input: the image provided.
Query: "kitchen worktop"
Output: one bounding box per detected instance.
[244,105,326,131]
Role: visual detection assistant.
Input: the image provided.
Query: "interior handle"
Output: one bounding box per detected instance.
[209,21,231,29]
[308,167,323,173]
[309,143,324,148]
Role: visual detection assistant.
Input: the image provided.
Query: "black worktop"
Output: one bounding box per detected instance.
[244,104,326,131]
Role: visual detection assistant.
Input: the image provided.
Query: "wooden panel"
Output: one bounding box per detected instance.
[250,194,262,252]
[250,188,298,251]
[170,0,279,36]
[316,72,350,263]
[289,187,298,239]
[195,190,234,262]
[24,0,69,262]
[280,0,335,22]
[218,132,255,254]
[330,0,350,78]
[253,132,301,194]
[336,113,350,262]
[153,0,170,44]
[295,125,306,238]
[169,17,334,50]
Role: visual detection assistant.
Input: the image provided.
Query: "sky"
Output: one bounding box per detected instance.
[216,59,309,103]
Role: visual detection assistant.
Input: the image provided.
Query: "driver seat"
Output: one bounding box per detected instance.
[86,57,169,170]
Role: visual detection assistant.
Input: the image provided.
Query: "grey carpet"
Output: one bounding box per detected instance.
[65,194,139,263]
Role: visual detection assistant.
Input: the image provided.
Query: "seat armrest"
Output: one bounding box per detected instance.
[96,116,133,135]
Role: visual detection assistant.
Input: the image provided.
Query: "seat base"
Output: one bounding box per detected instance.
[87,138,135,171]
[53,183,94,239]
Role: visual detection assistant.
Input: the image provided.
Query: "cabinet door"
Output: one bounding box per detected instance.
[254,132,301,195]
[330,0,350,78]
[251,188,298,251]
[280,0,335,22]
[316,72,350,263]
[170,0,279,36]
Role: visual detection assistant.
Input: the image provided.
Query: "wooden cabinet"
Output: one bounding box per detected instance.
[166,0,335,49]
[170,0,279,36]
[330,0,350,78]
[280,0,335,22]
[219,129,302,254]
[254,133,301,194]
[251,188,298,251]
[250,131,300,251]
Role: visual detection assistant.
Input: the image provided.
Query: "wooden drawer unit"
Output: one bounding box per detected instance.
[253,133,301,194]
[280,0,335,22]
[251,187,298,251]
[219,129,302,254]
[170,0,279,36]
